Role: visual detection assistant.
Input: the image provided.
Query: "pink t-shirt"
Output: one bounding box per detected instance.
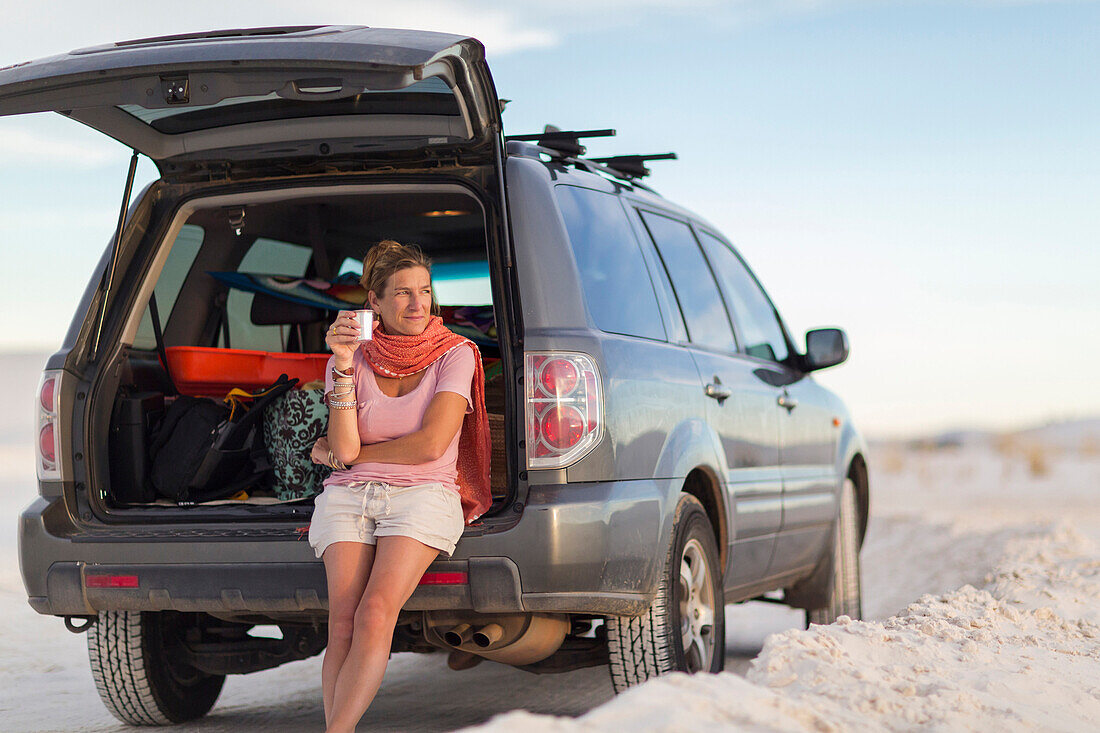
[322,345,475,494]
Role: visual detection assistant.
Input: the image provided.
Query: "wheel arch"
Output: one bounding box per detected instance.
[651,417,731,578]
[847,452,869,548]
[784,455,866,610]
[681,466,729,575]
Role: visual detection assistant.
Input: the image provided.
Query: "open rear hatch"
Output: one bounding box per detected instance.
[0,25,503,173]
[5,26,516,520]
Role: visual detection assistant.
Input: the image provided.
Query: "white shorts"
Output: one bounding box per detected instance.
[308,480,465,559]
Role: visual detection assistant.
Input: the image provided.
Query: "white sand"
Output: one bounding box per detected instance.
[465,444,1100,732]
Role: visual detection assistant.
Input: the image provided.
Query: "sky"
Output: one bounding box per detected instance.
[0,0,1097,439]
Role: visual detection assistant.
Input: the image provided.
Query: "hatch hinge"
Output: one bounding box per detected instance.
[208,162,232,183]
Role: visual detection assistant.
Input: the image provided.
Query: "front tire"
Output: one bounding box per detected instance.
[87,611,225,725]
[807,477,862,625]
[607,494,725,692]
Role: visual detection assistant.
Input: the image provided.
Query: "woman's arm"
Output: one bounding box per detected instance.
[349,390,468,465]
[313,389,468,467]
[324,311,364,464]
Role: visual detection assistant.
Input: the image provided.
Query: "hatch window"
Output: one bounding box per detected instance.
[117,77,459,134]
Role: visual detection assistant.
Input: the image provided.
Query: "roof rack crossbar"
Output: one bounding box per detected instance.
[590,153,678,179]
[504,128,617,143]
[505,126,616,156]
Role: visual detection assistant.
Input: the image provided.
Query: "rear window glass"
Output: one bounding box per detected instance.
[555,185,665,341]
[227,238,313,351]
[133,225,204,350]
[118,77,459,134]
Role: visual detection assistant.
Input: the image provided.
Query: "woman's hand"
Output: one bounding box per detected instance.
[311,436,331,466]
[325,310,362,367]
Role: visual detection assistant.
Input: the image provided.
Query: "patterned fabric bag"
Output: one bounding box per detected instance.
[262,386,330,500]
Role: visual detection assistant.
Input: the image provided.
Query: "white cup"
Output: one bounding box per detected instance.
[354,309,374,341]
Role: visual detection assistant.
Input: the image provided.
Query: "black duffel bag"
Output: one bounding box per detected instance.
[148,374,298,504]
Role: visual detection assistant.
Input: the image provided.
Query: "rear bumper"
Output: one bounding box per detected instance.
[20,479,670,618]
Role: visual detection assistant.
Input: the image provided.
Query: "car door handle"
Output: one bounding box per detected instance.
[704,382,731,403]
[778,393,798,411]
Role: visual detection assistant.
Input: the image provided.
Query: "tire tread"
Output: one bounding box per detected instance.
[607,494,717,692]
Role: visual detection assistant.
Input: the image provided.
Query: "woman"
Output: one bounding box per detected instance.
[308,240,491,733]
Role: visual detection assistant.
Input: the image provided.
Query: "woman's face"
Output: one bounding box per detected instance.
[368,265,433,336]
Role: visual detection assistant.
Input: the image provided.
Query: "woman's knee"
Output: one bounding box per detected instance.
[327,602,358,645]
[353,593,399,637]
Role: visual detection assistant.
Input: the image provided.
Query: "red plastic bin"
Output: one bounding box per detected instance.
[164,346,329,396]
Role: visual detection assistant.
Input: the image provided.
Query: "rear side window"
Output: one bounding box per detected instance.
[555,185,665,340]
[133,225,204,350]
[639,211,736,352]
[698,231,789,363]
[227,238,313,351]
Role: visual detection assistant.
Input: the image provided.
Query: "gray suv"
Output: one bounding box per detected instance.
[8,26,869,725]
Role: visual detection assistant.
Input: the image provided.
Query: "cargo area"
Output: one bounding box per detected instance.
[92,184,510,518]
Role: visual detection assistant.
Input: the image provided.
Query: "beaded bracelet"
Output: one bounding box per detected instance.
[325,391,357,410]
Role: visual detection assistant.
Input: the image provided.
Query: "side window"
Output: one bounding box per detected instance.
[698,231,789,363]
[133,225,204,349]
[227,238,313,351]
[639,211,736,352]
[555,185,666,340]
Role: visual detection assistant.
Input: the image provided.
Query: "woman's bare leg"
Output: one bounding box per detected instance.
[321,542,375,727]
[326,535,439,733]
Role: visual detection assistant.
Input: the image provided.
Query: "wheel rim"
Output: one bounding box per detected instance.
[678,537,716,672]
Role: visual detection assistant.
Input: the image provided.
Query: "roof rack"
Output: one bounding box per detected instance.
[505,125,677,188]
[591,153,678,180]
[504,126,616,157]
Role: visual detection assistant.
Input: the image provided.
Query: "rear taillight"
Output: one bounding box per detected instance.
[36,370,63,481]
[525,353,602,469]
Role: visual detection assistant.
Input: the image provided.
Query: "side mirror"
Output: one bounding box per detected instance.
[804,328,849,371]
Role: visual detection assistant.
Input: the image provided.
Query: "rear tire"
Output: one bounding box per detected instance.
[607,494,725,692]
[87,611,225,725]
[806,477,862,626]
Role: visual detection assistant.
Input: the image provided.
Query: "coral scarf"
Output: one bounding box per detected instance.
[361,315,491,524]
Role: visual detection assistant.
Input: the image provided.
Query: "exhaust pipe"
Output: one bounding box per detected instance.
[426,613,569,665]
[472,623,504,648]
[443,623,473,647]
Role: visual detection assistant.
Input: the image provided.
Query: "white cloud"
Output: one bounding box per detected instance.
[0,125,119,167]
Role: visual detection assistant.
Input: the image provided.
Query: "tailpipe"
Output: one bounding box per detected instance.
[443,623,473,647]
[472,623,504,648]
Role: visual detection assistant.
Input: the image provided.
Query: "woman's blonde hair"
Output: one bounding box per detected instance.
[360,239,439,315]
